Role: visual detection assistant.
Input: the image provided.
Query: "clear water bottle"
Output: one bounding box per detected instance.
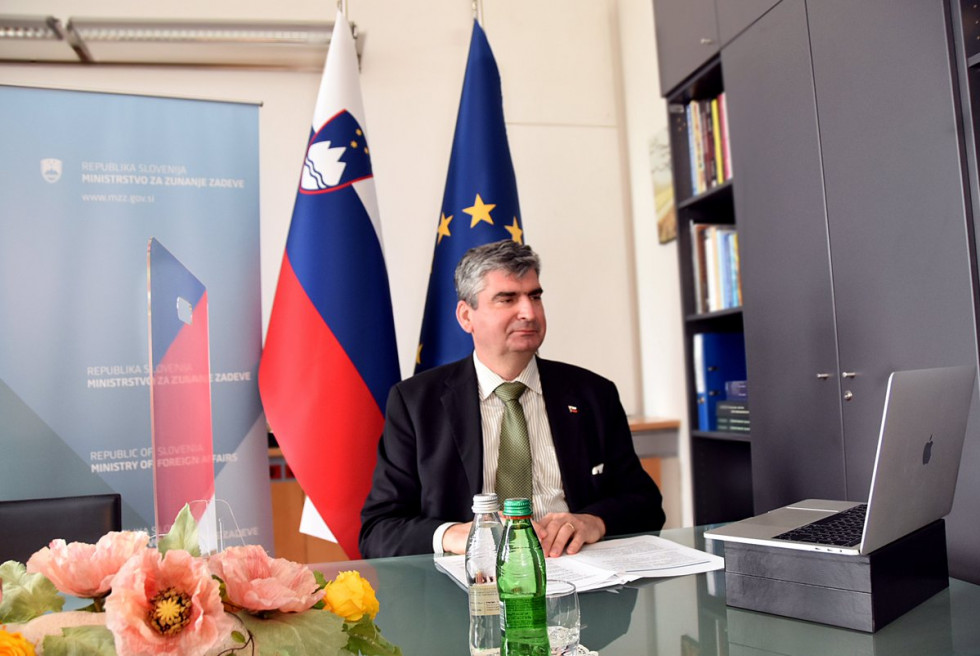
[466,493,504,656]
[497,497,550,656]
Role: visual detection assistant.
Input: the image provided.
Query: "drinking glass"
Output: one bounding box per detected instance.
[545,580,580,656]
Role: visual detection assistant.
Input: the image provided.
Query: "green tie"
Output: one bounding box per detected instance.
[494,381,533,502]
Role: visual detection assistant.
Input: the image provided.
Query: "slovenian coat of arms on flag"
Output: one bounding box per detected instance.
[415,19,524,374]
[258,10,399,559]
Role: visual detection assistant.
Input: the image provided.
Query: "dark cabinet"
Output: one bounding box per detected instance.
[716,0,781,45]
[805,0,976,495]
[721,0,846,513]
[721,0,980,580]
[655,0,980,580]
[653,0,784,95]
[653,0,718,95]
[924,0,980,582]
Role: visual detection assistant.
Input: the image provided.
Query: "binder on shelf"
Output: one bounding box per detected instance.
[693,332,747,432]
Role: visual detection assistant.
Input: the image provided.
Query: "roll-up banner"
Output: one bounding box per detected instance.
[0,85,272,551]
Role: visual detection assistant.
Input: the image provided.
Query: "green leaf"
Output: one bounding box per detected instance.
[157,504,200,556]
[344,617,403,656]
[237,608,349,656]
[41,625,117,656]
[309,571,329,609]
[0,560,65,623]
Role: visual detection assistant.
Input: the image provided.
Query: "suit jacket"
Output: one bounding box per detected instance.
[359,355,666,558]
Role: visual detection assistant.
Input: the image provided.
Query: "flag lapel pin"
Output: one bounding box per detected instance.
[568,405,578,414]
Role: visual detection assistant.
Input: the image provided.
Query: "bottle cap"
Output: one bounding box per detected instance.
[472,493,500,514]
[501,497,533,518]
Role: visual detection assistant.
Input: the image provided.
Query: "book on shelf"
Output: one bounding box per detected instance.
[716,419,751,433]
[716,400,749,415]
[690,222,742,314]
[710,398,749,438]
[731,231,742,307]
[726,379,748,400]
[716,398,750,433]
[683,93,733,196]
[719,92,732,180]
[711,97,723,187]
[693,332,747,432]
[687,102,705,194]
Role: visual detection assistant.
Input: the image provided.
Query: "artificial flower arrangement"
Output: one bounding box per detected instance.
[0,506,401,656]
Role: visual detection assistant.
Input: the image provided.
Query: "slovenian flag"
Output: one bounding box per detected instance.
[414,20,524,374]
[258,11,399,559]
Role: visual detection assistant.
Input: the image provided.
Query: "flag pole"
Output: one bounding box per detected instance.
[472,0,484,26]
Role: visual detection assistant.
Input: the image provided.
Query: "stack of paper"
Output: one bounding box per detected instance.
[434,534,724,592]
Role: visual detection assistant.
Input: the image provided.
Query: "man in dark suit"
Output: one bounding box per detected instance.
[359,240,665,558]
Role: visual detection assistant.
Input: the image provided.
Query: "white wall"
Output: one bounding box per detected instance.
[0,0,691,525]
[616,0,691,525]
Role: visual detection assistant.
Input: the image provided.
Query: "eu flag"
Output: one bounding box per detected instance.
[258,11,399,559]
[415,20,524,373]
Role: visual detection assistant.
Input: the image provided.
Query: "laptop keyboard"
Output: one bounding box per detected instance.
[772,504,868,547]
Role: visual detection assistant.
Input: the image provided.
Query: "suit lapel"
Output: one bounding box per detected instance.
[441,358,483,497]
[539,358,591,506]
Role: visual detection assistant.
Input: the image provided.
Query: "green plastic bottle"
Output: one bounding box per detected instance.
[496,497,550,656]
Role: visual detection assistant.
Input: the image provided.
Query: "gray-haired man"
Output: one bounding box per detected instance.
[360,240,665,558]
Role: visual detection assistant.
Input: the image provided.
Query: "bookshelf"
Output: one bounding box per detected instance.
[666,58,753,526]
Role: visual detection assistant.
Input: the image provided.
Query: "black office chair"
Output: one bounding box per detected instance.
[0,493,122,564]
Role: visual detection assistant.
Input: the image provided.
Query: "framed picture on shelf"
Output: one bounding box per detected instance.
[650,127,676,244]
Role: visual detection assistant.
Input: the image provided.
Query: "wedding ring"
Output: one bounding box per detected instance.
[563,522,575,532]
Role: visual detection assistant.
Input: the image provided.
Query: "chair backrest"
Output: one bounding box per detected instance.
[0,493,122,564]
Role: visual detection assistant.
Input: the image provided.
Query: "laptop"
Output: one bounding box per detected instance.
[704,365,976,555]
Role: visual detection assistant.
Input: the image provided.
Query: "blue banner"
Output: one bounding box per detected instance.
[0,85,271,549]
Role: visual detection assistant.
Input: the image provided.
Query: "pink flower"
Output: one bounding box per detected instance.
[208,545,324,614]
[26,531,148,599]
[105,549,233,656]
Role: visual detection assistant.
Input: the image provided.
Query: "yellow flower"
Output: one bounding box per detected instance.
[322,571,380,622]
[0,629,36,656]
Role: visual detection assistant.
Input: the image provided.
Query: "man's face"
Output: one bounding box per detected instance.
[456,269,547,364]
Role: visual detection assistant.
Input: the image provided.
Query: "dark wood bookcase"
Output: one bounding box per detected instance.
[665,59,753,526]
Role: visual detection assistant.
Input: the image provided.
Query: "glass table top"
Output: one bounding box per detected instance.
[312,525,980,655]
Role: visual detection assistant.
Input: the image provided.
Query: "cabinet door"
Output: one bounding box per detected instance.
[716,0,781,46]
[653,0,719,95]
[806,0,978,497]
[722,0,847,513]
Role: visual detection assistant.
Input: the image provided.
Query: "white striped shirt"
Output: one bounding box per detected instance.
[473,353,569,519]
[432,354,571,552]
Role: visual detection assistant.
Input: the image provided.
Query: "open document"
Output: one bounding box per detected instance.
[434,534,724,592]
